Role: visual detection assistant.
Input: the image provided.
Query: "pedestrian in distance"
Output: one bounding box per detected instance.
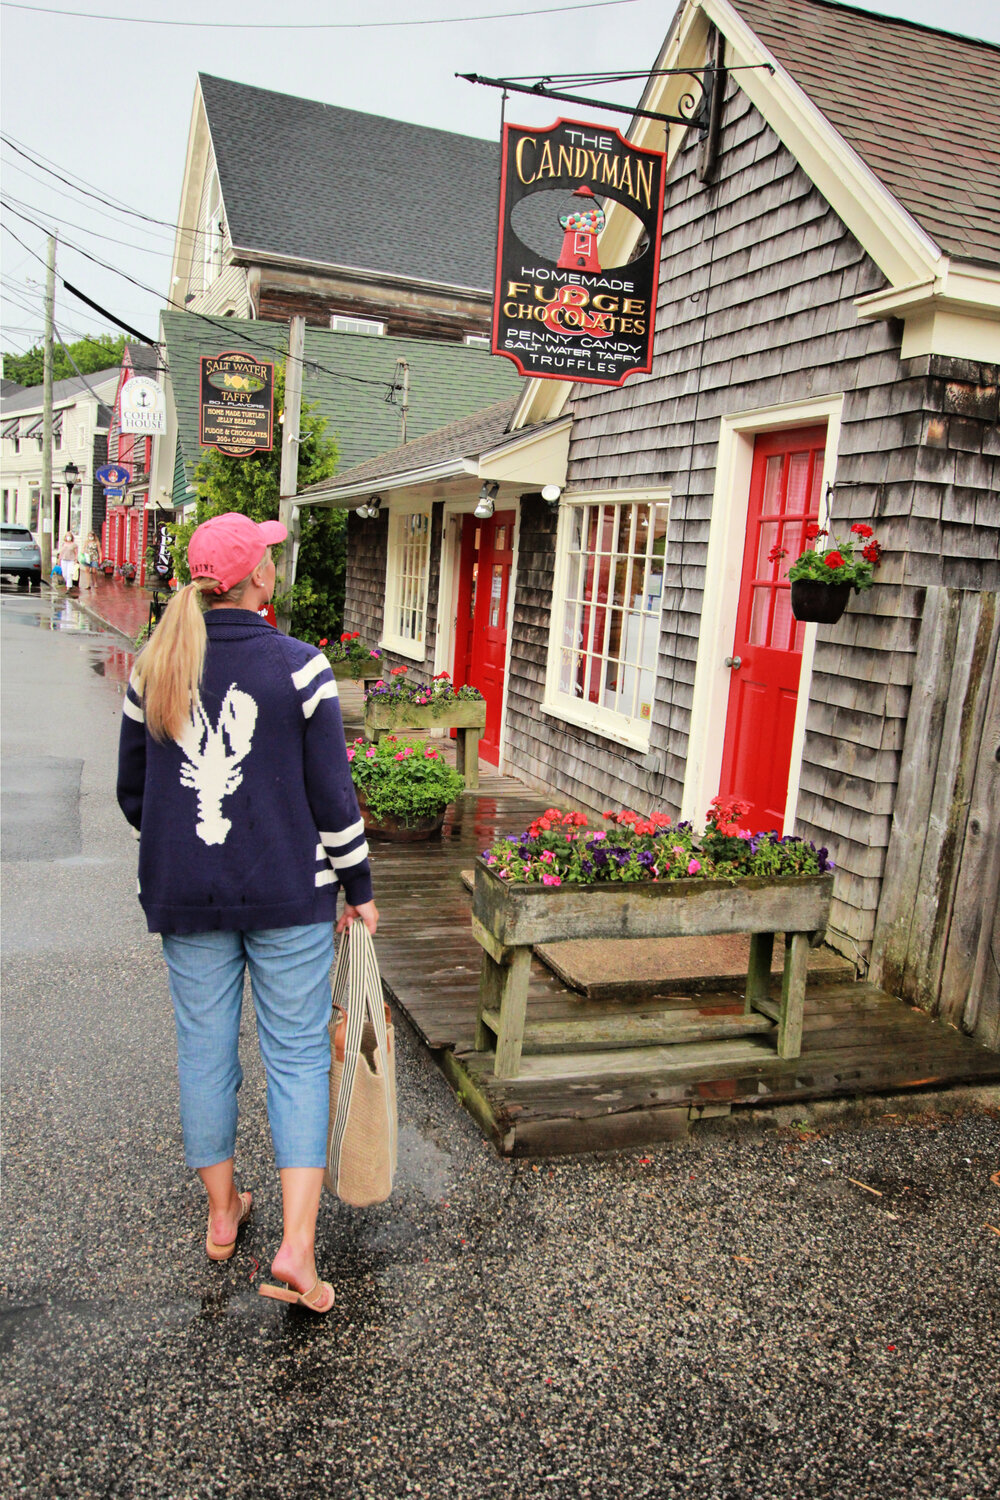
[79,530,102,590]
[117,511,377,1314]
[58,531,79,590]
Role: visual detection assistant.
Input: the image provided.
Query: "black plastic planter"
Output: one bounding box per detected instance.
[790,579,852,624]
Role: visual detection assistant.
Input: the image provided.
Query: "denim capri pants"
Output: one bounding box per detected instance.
[161,923,335,1170]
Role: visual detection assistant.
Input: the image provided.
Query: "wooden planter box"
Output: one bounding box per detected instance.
[471,861,834,1078]
[331,660,381,690]
[363,699,487,789]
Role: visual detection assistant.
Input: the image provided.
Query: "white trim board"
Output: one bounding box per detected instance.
[681,393,845,830]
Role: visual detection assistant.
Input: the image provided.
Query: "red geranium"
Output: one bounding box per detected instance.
[850,523,874,538]
[824,552,845,569]
[805,524,827,540]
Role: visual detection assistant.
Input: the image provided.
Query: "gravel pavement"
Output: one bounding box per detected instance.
[2,586,998,1500]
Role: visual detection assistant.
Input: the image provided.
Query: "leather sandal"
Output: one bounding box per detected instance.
[258,1277,335,1313]
[206,1190,253,1261]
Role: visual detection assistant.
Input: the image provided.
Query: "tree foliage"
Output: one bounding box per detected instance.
[2,333,128,388]
[170,363,345,642]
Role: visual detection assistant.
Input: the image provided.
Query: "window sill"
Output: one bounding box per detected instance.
[540,697,652,754]
[379,636,426,664]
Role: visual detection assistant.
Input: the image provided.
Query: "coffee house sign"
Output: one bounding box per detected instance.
[492,118,665,387]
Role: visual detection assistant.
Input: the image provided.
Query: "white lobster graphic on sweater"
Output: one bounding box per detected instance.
[177,686,258,846]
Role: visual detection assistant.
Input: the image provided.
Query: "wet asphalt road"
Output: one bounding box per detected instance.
[2,585,999,1500]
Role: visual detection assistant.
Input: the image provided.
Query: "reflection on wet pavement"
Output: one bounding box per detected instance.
[0,587,134,683]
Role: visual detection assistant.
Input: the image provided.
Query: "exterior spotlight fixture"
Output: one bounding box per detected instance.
[357,494,382,520]
[475,480,499,520]
[541,484,562,503]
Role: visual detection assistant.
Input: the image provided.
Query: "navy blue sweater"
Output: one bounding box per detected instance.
[117,610,372,934]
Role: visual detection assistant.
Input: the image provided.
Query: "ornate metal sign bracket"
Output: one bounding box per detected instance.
[460,65,722,136]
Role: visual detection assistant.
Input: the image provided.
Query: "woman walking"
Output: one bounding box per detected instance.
[79,530,102,590]
[117,512,376,1314]
[58,531,79,590]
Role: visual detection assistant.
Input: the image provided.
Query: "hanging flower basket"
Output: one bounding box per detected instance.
[790,579,852,624]
[777,521,882,624]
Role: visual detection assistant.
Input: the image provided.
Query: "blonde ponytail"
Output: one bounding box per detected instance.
[133,583,211,742]
[133,568,257,741]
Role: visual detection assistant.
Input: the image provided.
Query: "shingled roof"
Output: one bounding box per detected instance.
[300,398,522,498]
[160,313,521,492]
[733,0,1000,266]
[199,73,500,292]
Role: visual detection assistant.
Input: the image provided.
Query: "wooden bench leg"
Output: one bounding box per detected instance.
[745,931,774,1015]
[456,728,480,789]
[475,945,532,1079]
[778,931,809,1058]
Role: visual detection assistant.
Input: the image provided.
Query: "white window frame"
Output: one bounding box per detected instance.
[382,505,432,660]
[330,315,385,337]
[203,177,223,288]
[543,486,672,752]
[463,333,490,348]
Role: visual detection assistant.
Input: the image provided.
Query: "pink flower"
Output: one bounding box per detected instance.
[540,849,555,863]
[687,859,701,875]
[346,748,355,761]
[394,752,406,761]
[365,748,377,759]
[541,873,562,886]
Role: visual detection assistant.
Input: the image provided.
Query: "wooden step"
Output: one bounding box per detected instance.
[479,1005,775,1052]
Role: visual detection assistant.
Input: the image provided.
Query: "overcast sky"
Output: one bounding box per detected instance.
[2,0,999,369]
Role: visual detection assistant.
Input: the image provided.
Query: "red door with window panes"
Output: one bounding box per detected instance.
[453,511,514,765]
[717,426,826,834]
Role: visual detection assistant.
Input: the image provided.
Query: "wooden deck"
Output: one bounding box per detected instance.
[338,687,1000,1156]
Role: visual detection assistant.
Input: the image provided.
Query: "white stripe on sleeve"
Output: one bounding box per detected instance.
[123,696,145,723]
[329,841,369,872]
[315,869,338,887]
[320,818,365,849]
[302,680,339,719]
[291,653,330,690]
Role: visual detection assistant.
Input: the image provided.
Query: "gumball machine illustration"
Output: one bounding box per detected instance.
[557,185,606,273]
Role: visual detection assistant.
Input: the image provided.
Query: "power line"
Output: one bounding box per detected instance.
[2,189,176,259]
[0,148,180,242]
[1,135,209,241]
[2,0,637,29]
[2,213,402,396]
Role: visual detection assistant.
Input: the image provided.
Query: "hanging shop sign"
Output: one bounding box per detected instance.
[199,350,274,457]
[120,375,167,434]
[97,463,131,499]
[492,118,665,387]
[153,523,175,580]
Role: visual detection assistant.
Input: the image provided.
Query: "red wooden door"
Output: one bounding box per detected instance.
[718,427,826,834]
[453,510,514,765]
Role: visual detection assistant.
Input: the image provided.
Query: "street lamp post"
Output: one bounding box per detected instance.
[63,461,80,537]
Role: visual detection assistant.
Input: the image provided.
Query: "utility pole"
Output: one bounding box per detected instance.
[40,234,56,579]
[395,358,409,445]
[275,314,304,634]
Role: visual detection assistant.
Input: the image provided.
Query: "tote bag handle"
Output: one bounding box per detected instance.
[327,920,397,1181]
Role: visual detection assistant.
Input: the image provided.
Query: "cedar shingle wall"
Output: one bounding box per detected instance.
[502,79,999,960]
[342,503,443,677]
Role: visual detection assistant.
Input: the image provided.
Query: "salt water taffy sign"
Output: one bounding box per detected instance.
[492,118,665,387]
[199,350,274,457]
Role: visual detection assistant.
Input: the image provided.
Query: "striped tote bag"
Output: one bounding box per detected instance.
[325,920,398,1206]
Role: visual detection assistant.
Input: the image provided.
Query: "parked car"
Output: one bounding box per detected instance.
[0,524,42,589]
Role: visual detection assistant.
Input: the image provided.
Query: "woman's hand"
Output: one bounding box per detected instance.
[336,899,378,936]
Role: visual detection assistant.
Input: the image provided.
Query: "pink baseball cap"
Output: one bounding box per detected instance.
[188,512,287,593]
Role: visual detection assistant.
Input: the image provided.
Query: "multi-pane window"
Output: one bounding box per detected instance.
[330,315,385,337]
[548,498,669,740]
[383,509,430,656]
